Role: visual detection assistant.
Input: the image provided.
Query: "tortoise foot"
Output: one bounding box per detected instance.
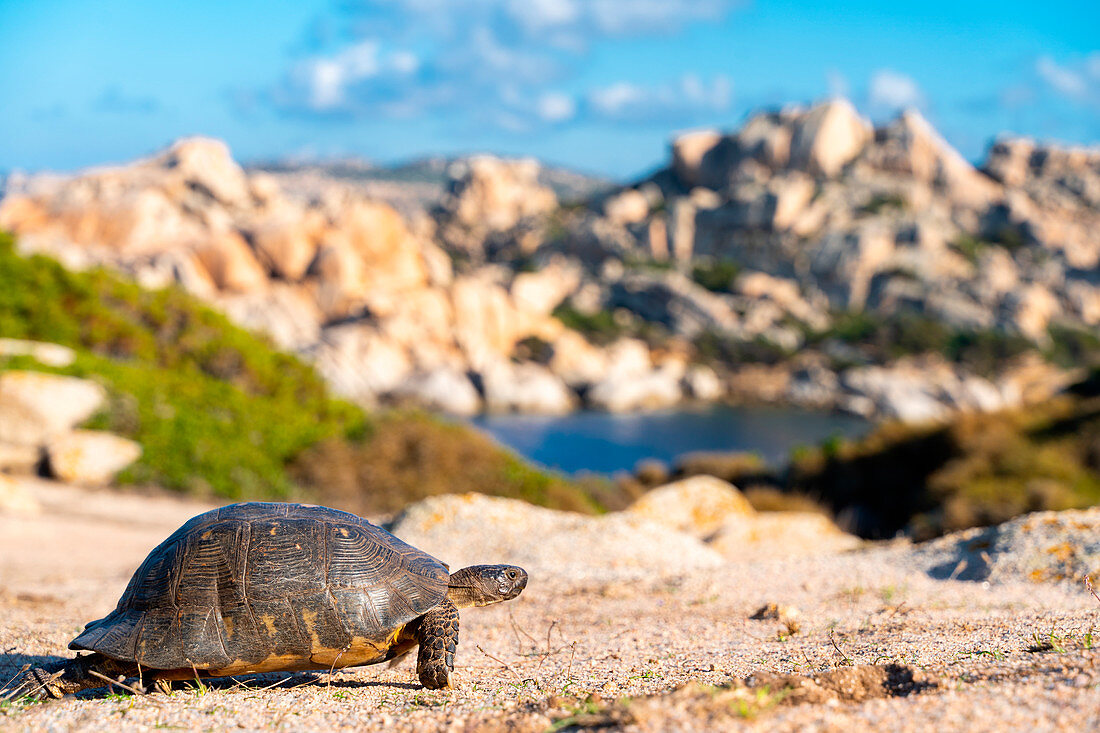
[418,663,452,690]
[16,667,70,700]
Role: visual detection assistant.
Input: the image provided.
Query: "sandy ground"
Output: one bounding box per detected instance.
[1,480,1098,732]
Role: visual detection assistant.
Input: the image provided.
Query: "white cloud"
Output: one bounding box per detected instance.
[1032,53,1100,109]
[1087,52,1100,81]
[536,92,576,122]
[270,0,743,128]
[867,69,924,112]
[1036,56,1087,99]
[587,74,732,122]
[278,40,421,113]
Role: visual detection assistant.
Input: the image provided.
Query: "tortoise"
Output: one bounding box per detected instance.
[21,502,527,698]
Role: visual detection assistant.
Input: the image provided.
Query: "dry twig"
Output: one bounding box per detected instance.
[476,645,523,683]
[88,669,165,706]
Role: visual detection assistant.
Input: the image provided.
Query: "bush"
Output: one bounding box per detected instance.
[789,392,1100,539]
[743,486,830,515]
[552,303,623,346]
[690,259,742,293]
[672,451,769,485]
[810,311,1034,377]
[861,193,907,215]
[289,411,630,515]
[692,330,792,366]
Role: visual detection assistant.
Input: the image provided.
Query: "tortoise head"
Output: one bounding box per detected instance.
[446,565,528,609]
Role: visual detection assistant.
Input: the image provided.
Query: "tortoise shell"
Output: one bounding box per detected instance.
[69,502,450,676]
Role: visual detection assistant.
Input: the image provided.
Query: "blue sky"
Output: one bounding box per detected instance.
[1,0,1098,179]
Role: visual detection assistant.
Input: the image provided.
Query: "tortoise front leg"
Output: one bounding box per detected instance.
[16,653,137,699]
[415,598,459,689]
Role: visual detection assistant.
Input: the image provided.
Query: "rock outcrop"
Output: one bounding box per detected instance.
[3,100,1097,422]
[907,508,1100,585]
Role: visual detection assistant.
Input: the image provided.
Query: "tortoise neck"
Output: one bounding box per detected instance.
[446,585,480,609]
[446,567,489,609]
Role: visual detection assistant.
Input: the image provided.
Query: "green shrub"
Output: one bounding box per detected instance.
[789,392,1100,539]
[810,311,1036,377]
[289,411,632,515]
[1046,325,1100,369]
[552,303,624,345]
[861,193,907,215]
[690,259,742,293]
[692,330,793,366]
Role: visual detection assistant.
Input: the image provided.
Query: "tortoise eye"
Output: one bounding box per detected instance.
[507,570,516,579]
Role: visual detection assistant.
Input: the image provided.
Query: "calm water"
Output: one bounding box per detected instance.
[469,405,869,475]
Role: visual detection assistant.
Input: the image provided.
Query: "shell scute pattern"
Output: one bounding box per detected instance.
[68,503,450,671]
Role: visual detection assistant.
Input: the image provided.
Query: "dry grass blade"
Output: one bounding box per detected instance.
[1086,576,1100,608]
[0,664,31,699]
[829,633,854,666]
[87,670,165,706]
[2,668,59,702]
[509,612,540,653]
[476,645,523,684]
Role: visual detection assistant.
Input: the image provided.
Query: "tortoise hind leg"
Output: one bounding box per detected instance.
[16,653,137,699]
[415,598,459,689]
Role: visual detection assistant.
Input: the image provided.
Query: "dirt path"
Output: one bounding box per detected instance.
[1,480,1097,731]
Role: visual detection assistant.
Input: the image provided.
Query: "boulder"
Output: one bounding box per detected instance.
[708,512,860,559]
[194,231,268,293]
[841,365,951,423]
[768,173,816,229]
[310,325,412,406]
[0,442,41,474]
[310,237,369,316]
[603,189,650,225]
[339,201,427,295]
[811,224,895,309]
[443,156,557,232]
[389,493,722,582]
[0,372,106,446]
[683,364,724,401]
[216,284,323,351]
[868,111,1000,207]
[0,339,75,367]
[511,259,582,317]
[671,130,723,188]
[45,430,142,486]
[451,273,531,370]
[394,369,482,416]
[738,112,793,169]
[1004,284,1059,340]
[607,271,739,337]
[156,137,252,209]
[789,99,871,178]
[588,359,684,413]
[547,330,610,388]
[480,360,576,415]
[627,476,755,537]
[983,137,1036,187]
[1067,280,1100,325]
[908,508,1100,584]
[249,209,322,281]
[669,198,698,261]
[0,474,40,515]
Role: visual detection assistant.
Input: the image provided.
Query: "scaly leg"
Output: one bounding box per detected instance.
[16,654,137,699]
[415,598,459,689]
